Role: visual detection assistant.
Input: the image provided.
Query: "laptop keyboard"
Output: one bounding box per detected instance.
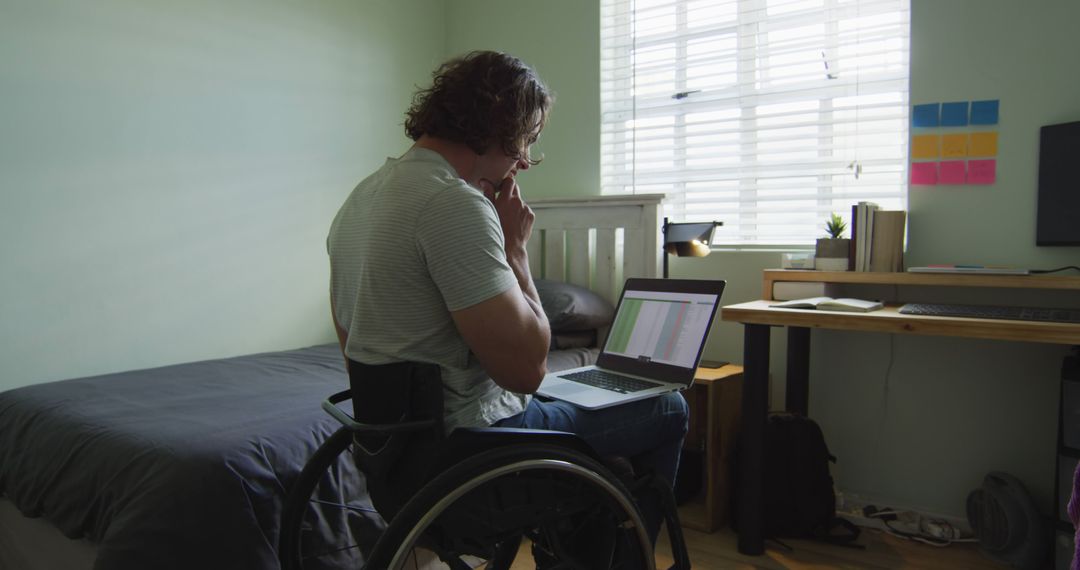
[899,303,1080,323]
[559,370,662,394]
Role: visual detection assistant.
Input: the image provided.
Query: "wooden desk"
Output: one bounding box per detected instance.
[680,364,743,533]
[724,301,1080,345]
[723,270,1080,555]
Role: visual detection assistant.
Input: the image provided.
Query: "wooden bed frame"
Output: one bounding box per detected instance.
[0,194,667,570]
[528,193,665,305]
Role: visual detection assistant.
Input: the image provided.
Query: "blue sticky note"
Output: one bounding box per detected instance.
[971,100,1000,125]
[941,101,969,126]
[912,103,940,127]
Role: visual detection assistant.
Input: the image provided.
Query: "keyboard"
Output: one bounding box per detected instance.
[559,369,662,394]
[899,303,1080,324]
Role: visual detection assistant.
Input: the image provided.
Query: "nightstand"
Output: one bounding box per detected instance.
[678,364,744,533]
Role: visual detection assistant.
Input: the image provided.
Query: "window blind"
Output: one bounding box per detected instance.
[601,0,910,245]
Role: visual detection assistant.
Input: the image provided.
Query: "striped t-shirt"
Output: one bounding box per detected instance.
[327,147,528,432]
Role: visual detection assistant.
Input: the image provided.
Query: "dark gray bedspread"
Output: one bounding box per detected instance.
[0,344,599,570]
[0,344,362,569]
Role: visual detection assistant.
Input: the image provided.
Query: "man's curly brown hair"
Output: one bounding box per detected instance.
[404,51,553,165]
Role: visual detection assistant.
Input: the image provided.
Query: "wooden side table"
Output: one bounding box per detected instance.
[678,364,744,533]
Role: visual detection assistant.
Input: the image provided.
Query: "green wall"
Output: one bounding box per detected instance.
[445,0,601,201]
[448,0,1080,519]
[4,0,1078,521]
[0,0,445,390]
[907,0,1080,269]
[815,0,1080,518]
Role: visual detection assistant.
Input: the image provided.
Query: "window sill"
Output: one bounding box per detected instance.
[709,245,815,253]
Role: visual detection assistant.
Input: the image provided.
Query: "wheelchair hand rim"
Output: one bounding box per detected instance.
[388,457,654,569]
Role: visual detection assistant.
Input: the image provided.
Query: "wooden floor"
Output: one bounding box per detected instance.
[507,525,1005,569]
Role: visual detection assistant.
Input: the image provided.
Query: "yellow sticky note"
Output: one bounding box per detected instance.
[911,134,940,159]
[970,131,999,156]
[942,134,968,157]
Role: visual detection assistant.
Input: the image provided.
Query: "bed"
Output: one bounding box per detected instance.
[0,194,665,570]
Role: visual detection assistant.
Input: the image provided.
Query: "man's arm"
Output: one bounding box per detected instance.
[451,282,549,394]
[451,178,550,394]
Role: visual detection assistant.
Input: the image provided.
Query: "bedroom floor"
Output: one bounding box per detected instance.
[659,526,1005,569]
[508,524,1005,569]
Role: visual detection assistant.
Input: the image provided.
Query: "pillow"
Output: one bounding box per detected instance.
[534,279,615,333]
[551,330,598,350]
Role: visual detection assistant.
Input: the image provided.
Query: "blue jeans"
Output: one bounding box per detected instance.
[493,392,689,490]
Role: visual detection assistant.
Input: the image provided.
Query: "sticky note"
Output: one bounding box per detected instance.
[913,103,940,127]
[970,131,999,156]
[941,102,970,126]
[911,162,938,185]
[970,100,1000,125]
[912,135,940,159]
[939,160,966,184]
[942,134,968,157]
[968,159,997,184]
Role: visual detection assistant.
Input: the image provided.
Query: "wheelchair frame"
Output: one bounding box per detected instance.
[280,386,691,569]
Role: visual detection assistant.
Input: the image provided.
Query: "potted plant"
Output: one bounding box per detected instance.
[814,213,850,271]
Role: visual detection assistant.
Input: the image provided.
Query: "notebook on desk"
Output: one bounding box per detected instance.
[536,278,725,410]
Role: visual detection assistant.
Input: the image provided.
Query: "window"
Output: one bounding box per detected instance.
[601,0,910,245]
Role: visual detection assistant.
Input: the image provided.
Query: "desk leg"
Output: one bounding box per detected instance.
[786,326,810,416]
[736,323,770,555]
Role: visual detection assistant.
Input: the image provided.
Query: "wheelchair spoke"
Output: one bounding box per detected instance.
[299,541,361,562]
[308,498,377,514]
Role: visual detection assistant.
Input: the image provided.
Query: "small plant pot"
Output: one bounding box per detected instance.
[815,238,850,271]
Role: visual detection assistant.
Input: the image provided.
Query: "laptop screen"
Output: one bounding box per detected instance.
[597,278,726,384]
[604,290,718,368]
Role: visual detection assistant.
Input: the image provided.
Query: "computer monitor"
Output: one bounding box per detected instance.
[1037,120,1080,246]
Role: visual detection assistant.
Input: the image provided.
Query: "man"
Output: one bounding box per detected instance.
[327,51,687,538]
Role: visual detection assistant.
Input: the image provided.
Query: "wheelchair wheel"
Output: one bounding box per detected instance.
[366,444,655,570]
[279,427,384,570]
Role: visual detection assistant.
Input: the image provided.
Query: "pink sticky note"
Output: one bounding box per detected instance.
[939,160,966,184]
[910,162,938,185]
[968,159,997,184]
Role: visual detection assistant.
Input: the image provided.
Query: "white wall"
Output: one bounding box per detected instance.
[0,0,446,390]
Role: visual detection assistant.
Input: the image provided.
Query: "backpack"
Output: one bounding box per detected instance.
[759,413,861,546]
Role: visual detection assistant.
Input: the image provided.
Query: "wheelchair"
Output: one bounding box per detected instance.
[279,360,692,570]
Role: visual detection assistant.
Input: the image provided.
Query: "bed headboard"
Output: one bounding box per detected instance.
[528,194,665,306]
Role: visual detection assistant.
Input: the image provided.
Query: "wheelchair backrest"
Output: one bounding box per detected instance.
[347,359,444,518]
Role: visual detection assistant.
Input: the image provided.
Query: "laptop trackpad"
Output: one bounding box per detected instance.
[546,382,592,397]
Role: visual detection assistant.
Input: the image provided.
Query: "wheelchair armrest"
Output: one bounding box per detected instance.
[435,427,603,470]
[322,389,437,434]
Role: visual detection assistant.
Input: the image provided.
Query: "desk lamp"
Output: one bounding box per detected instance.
[662,218,722,279]
[662,218,726,368]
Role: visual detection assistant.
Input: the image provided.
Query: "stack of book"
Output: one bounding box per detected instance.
[848,202,907,272]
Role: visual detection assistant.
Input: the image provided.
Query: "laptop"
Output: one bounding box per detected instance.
[536,278,726,410]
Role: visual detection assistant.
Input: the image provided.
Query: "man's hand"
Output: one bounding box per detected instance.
[479,177,534,253]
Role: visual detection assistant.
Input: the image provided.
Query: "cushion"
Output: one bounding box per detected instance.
[551,330,598,350]
[534,279,615,332]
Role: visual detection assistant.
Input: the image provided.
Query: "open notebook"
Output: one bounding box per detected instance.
[536,278,726,410]
[770,296,883,313]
